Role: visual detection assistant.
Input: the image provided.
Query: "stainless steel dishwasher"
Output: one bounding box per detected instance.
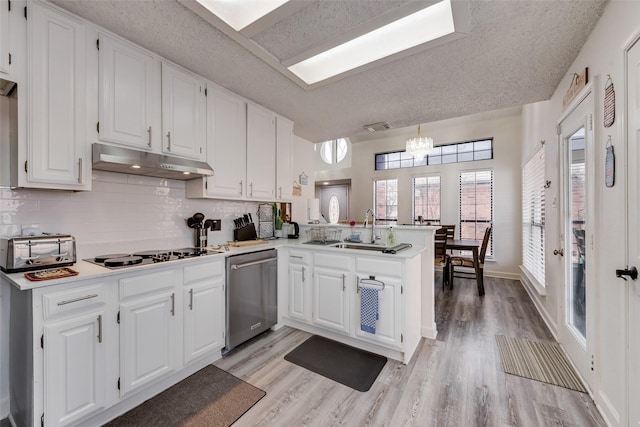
[225,248,277,352]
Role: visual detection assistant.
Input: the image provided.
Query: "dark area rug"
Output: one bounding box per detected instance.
[284,335,387,392]
[105,365,265,427]
[495,335,587,393]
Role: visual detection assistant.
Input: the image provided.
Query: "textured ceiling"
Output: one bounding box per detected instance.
[51,0,607,143]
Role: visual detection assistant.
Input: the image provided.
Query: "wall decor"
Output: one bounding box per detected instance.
[605,136,615,187]
[604,75,615,128]
[563,67,589,109]
[299,172,308,185]
[293,182,302,196]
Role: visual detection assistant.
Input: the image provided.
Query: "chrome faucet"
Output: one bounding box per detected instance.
[363,208,377,244]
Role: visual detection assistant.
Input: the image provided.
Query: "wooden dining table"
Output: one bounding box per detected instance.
[446,238,484,296]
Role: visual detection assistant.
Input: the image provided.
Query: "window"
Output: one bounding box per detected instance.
[375,138,492,170]
[320,138,348,164]
[413,175,441,224]
[459,170,493,256]
[522,148,545,286]
[374,179,398,221]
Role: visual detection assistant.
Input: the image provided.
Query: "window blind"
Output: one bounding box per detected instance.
[459,170,493,256]
[413,175,441,223]
[522,148,545,286]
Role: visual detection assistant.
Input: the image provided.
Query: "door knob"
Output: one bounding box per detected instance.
[616,266,638,281]
[553,249,564,256]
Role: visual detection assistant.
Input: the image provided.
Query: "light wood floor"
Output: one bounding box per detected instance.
[215,275,605,427]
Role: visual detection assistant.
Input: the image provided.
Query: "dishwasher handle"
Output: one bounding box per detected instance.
[230,257,276,270]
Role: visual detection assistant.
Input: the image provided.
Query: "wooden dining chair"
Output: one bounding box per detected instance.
[441,225,456,240]
[434,227,450,290]
[449,226,492,295]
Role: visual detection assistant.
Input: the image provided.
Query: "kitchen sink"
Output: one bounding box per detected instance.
[330,243,387,252]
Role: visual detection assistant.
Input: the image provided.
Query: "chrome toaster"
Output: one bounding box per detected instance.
[0,234,77,273]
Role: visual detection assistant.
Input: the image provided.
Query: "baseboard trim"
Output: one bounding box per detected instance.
[0,395,9,421]
[421,325,438,340]
[484,270,521,280]
[519,274,558,341]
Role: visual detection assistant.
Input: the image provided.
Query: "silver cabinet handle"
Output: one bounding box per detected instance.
[147,126,152,147]
[97,314,103,343]
[278,186,282,199]
[189,288,194,310]
[78,158,83,184]
[249,182,253,196]
[231,258,276,270]
[170,292,175,316]
[290,255,303,259]
[239,180,243,195]
[57,294,98,306]
[302,266,305,282]
[166,131,171,151]
[342,273,346,291]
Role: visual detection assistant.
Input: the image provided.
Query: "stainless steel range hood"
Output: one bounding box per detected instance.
[92,143,213,180]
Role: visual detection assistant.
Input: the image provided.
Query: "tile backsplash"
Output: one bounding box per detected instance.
[0,171,261,258]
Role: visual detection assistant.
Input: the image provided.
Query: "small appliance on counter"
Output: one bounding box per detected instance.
[0,234,76,273]
[287,222,299,239]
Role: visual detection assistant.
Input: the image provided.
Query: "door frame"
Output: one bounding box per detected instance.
[556,80,596,389]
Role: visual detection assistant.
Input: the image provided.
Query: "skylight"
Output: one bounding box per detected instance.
[195,0,290,31]
[288,0,456,85]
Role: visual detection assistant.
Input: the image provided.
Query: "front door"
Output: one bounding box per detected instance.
[558,84,594,387]
[318,184,349,224]
[626,35,640,426]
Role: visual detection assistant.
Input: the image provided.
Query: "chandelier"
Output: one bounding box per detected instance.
[405,125,433,159]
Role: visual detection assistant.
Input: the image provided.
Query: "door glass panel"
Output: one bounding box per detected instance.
[328,195,340,224]
[568,127,586,338]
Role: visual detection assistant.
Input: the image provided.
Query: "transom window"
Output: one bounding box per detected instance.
[375,138,493,170]
[320,138,348,164]
[413,175,441,224]
[374,179,398,221]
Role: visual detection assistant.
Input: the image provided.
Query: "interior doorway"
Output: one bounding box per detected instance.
[316,180,351,224]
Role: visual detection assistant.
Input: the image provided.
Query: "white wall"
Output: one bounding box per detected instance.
[291,135,316,224]
[520,2,640,425]
[317,108,523,277]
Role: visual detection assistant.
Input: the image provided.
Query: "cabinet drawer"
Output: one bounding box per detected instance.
[184,260,223,285]
[42,282,106,320]
[314,252,352,269]
[356,257,402,277]
[288,250,311,265]
[120,269,177,299]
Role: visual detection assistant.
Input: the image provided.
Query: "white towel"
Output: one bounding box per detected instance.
[360,287,379,334]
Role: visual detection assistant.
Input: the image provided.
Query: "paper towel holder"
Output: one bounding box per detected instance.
[308,198,320,224]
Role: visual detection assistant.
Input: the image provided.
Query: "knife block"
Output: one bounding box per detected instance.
[233,224,257,241]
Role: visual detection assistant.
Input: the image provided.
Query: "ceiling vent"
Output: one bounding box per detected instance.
[363,121,392,132]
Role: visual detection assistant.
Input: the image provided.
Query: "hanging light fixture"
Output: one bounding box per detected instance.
[406,125,434,159]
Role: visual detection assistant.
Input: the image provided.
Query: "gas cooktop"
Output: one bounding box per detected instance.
[85,248,220,270]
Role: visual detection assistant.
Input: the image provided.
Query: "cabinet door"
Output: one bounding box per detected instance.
[98,33,159,150]
[354,276,402,349]
[44,310,106,426]
[0,0,9,75]
[206,85,247,198]
[184,276,224,364]
[27,4,89,189]
[120,290,176,396]
[246,102,276,199]
[161,62,206,160]
[276,116,294,200]
[313,266,350,334]
[288,263,310,322]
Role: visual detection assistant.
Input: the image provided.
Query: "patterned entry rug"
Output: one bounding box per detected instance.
[495,335,587,393]
[105,365,265,426]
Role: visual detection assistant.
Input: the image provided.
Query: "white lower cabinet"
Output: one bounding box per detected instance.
[354,274,402,349]
[118,269,179,396]
[287,250,311,322]
[43,307,107,426]
[183,261,225,364]
[313,266,351,334]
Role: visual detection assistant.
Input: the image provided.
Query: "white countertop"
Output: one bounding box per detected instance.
[1,237,426,291]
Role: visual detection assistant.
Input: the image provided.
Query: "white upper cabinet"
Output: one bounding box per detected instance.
[204,84,247,198]
[0,0,10,75]
[26,2,90,190]
[276,115,294,200]
[161,62,206,160]
[98,33,160,150]
[246,102,276,199]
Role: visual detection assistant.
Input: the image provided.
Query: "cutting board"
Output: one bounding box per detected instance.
[227,240,268,247]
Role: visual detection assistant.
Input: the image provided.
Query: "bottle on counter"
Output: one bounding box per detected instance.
[387,226,396,246]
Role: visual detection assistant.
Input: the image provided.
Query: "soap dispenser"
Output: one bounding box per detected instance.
[387,227,396,246]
